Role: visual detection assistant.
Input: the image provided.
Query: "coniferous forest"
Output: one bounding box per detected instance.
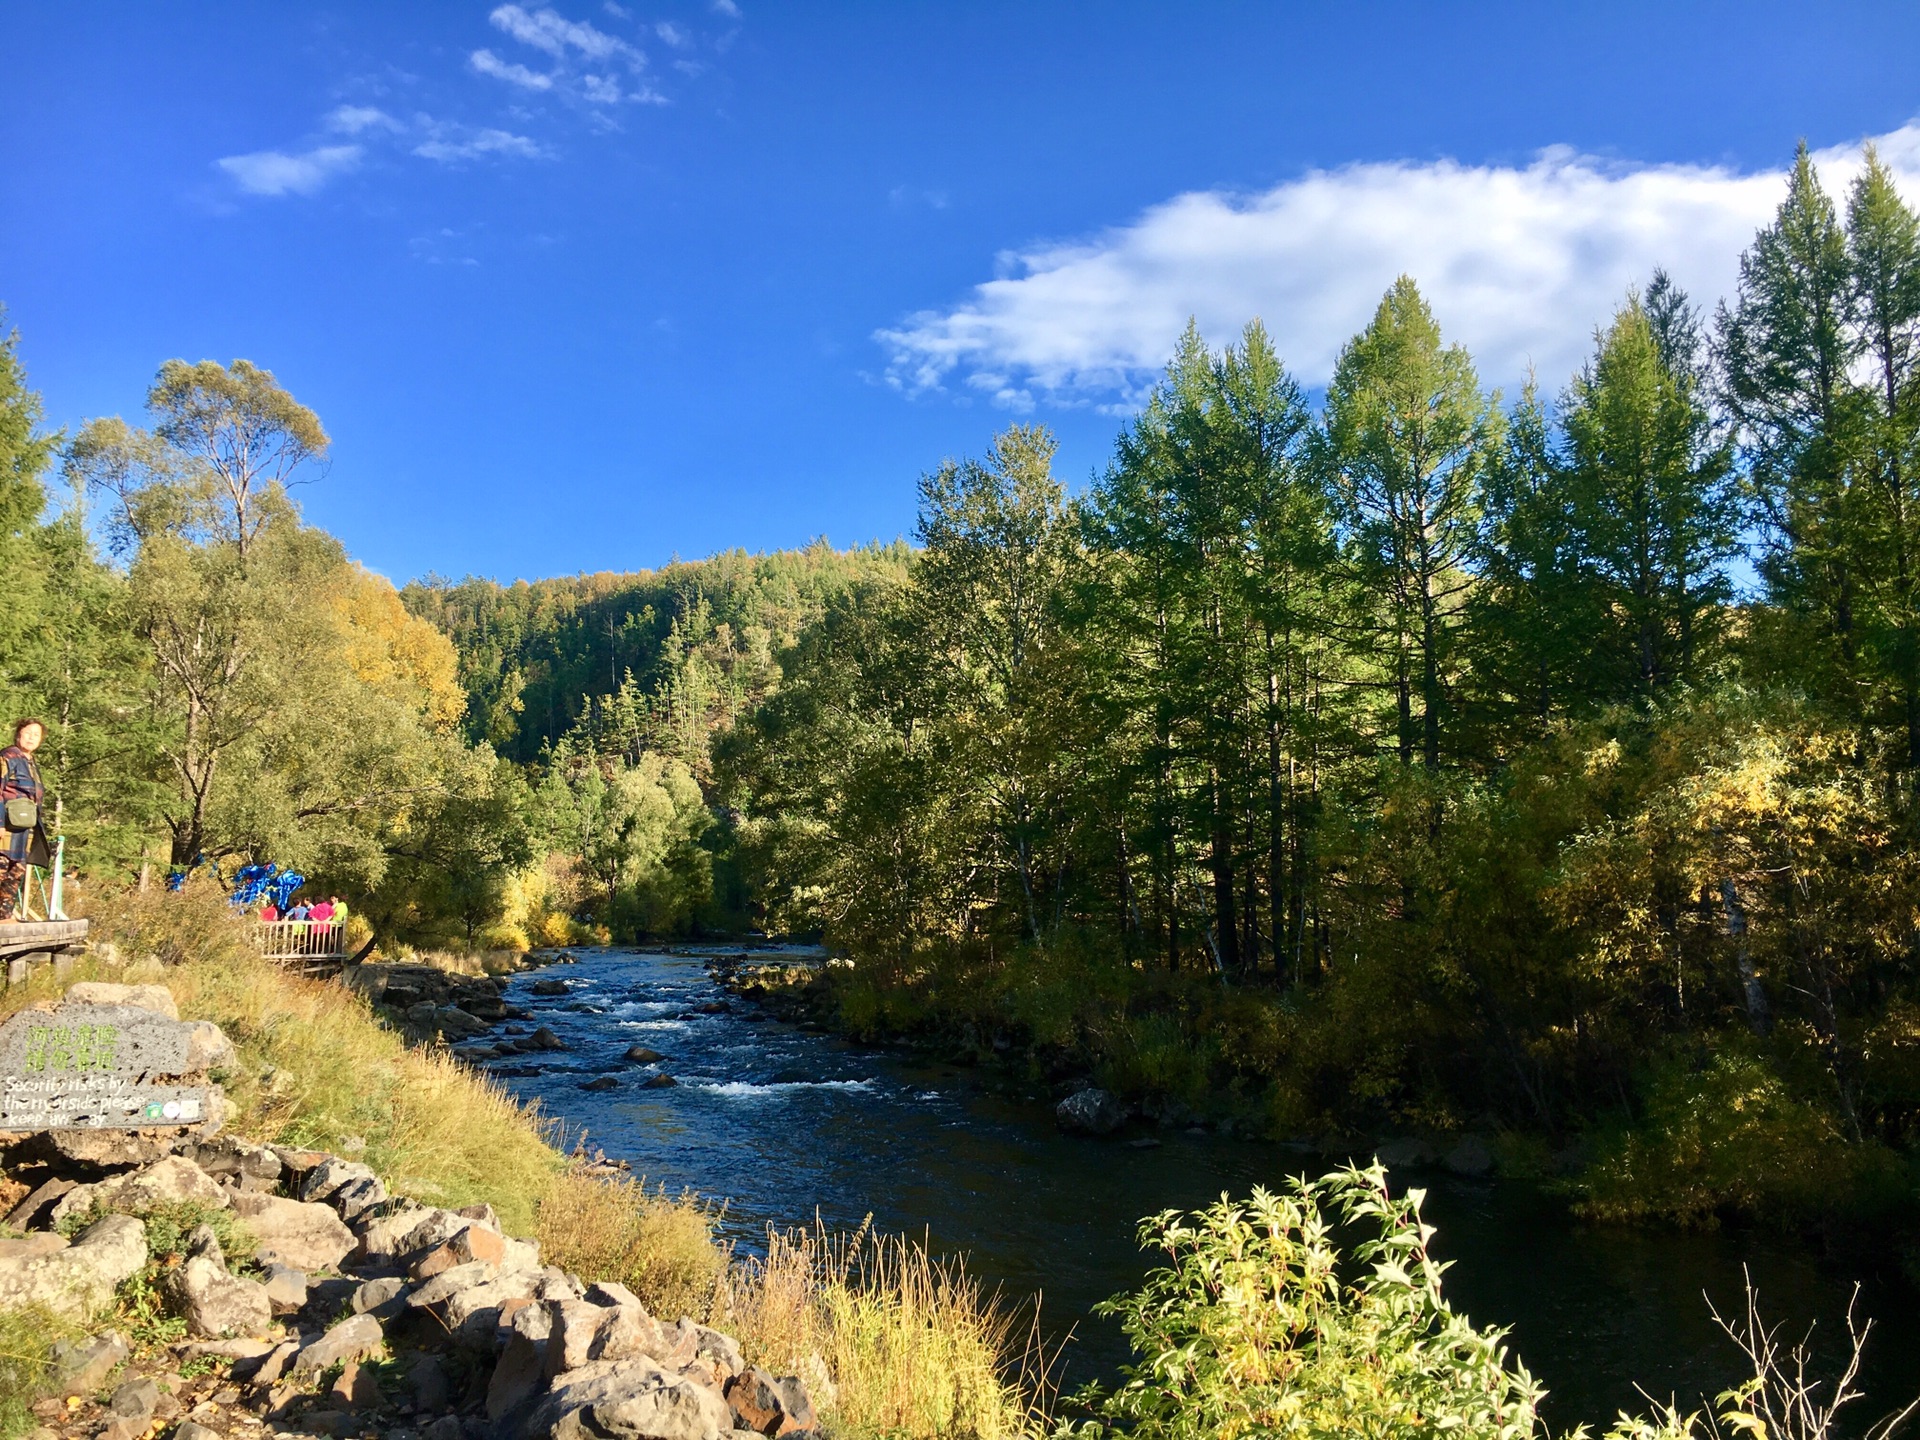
[9,144,1920,1235]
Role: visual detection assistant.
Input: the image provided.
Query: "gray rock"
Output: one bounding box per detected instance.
[1055,1088,1128,1136]
[242,1338,300,1387]
[165,1225,272,1338]
[292,1311,385,1375]
[2,1177,76,1229]
[486,1332,548,1420]
[107,1377,158,1420]
[528,1357,734,1440]
[584,1282,641,1309]
[578,1075,619,1092]
[405,1260,496,1311]
[49,1155,227,1226]
[178,1135,283,1192]
[47,1330,129,1395]
[529,1027,565,1050]
[173,1423,222,1440]
[262,1263,308,1316]
[0,1213,145,1321]
[228,1191,355,1272]
[298,1157,380,1207]
[1444,1135,1495,1177]
[61,983,178,1019]
[1374,1137,1436,1169]
[422,1416,462,1440]
[410,1353,451,1414]
[352,1275,411,1318]
[622,1047,664,1064]
[640,1074,676,1089]
[529,979,569,997]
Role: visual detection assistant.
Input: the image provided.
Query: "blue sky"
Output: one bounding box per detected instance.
[5,3,1920,585]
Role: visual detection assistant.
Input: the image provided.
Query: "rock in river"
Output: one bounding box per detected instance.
[1055,1087,1128,1136]
[623,1045,666,1064]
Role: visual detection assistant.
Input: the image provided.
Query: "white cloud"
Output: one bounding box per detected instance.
[489,4,637,64]
[413,127,546,162]
[711,0,741,16]
[580,73,622,104]
[470,48,555,89]
[215,144,363,196]
[326,105,401,135]
[655,21,689,46]
[879,124,1920,409]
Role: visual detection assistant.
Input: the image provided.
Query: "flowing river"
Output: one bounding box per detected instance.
[472,946,1920,1431]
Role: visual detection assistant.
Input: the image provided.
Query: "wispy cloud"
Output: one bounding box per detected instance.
[879,123,1920,411]
[215,144,363,197]
[711,0,741,17]
[489,4,638,64]
[413,127,546,163]
[327,105,403,135]
[654,21,690,47]
[470,48,555,90]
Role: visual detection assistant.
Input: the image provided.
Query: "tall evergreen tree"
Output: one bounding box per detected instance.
[1845,145,1920,760]
[1318,277,1494,770]
[1559,292,1739,698]
[1718,144,1860,682]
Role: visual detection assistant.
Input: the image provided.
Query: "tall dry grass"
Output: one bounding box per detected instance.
[727,1221,1045,1440]
[536,1171,730,1322]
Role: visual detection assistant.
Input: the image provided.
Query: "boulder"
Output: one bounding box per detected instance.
[1444,1135,1495,1177]
[405,1259,498,1311]
[1054,1088,1128,1136]
[50,1155,228,1225]
[241,1339,300,1388]
[640,1075,677,1090]
[530,979,570,997]
[261,1263,308,1316]
[487,1332,548,1420]
[529,1026,566,1050]
[299,1157,388,1221]
[1374,1137,1435,1169]
[47,1331,129,1396]
[164,1225,271,1338]
[291,1312,385,1376]
[352,1275,410,1318]
[409,1353,451,1413]
[528,1357,734,1440]
[327,1360,383,1412]
[0,1233,68,1263]
[62,983,177,1021]
[0,1214,145,1320]
[228,1191,355,1272]
[183,1020,235,1071]
[410,1223,506,1279]
[107,1376,159,1421]
[352,1200,433,1257]
[622,1047,665,1064]
[579,1076,620,1092]
[178,1135,283,1192]
[724,1368,816,1436]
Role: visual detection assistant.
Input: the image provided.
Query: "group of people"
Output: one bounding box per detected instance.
[258,894,348,937]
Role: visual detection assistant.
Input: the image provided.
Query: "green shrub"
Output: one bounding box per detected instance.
[1065,1164,1551,1440]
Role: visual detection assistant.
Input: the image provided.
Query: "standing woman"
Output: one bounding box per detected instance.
[0,719,51,923]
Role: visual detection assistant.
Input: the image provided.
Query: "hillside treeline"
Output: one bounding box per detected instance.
[712,146,1920,1226]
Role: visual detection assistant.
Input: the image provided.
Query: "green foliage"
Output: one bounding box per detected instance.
[1073,1166,1548,1440]
[0,1305,77,1440]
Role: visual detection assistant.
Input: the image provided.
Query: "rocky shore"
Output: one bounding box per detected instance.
[0,982,816,1440]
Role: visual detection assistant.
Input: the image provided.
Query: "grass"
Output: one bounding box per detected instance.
[727,1222,1043,1440]
[535,1171,731,1323]
[0,1307,78,1439]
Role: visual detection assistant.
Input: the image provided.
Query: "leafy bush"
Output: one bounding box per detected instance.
[1064,1165,1550,1440]
[1571,1050,1905,1227]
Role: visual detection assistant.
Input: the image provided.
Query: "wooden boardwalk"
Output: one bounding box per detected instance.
[0,918,90,985]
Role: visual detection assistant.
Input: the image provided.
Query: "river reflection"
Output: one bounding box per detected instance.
[476,947,1920,1432]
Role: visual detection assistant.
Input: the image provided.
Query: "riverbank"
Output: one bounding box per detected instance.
[0,889,1039,1440]
[708,945,1920,1268]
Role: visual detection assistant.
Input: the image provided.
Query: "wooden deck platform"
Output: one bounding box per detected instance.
[0,918,90,984]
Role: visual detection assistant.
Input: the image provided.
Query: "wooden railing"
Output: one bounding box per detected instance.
[251,919,349,969]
